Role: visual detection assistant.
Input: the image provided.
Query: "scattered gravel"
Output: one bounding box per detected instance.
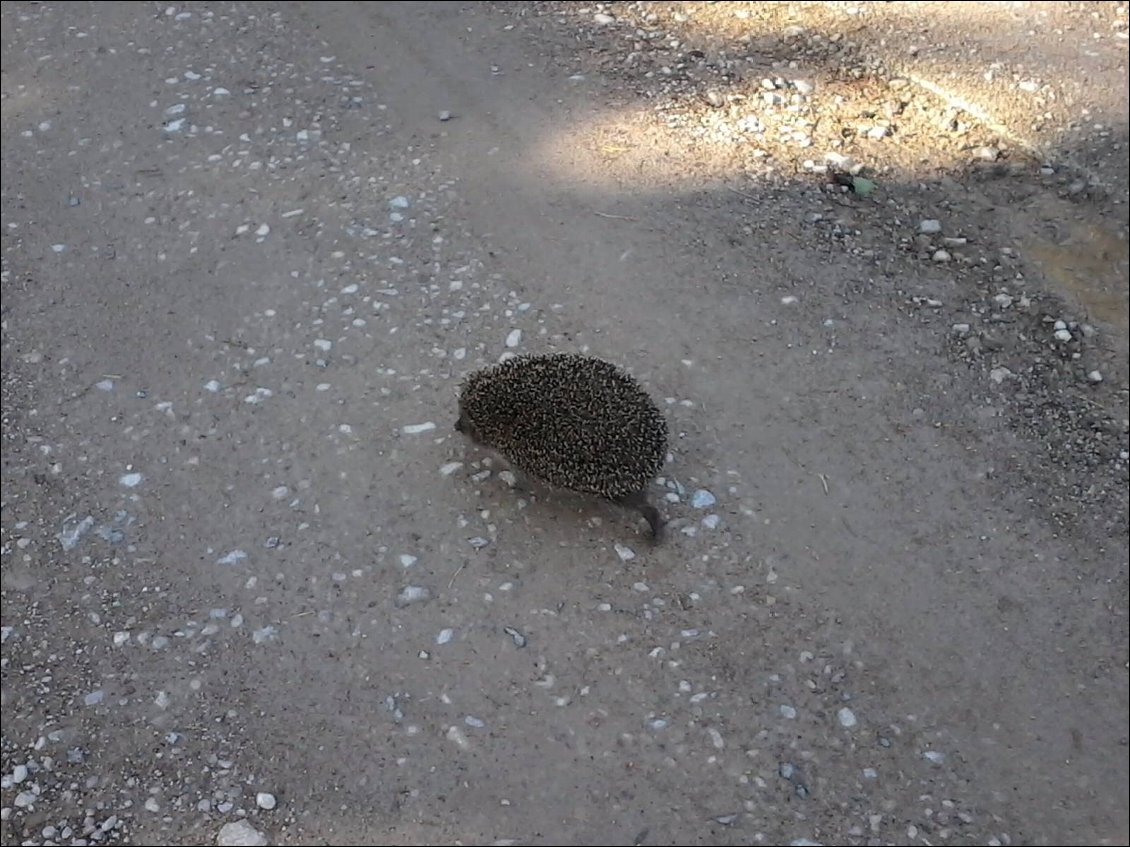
[1,3,1124,847]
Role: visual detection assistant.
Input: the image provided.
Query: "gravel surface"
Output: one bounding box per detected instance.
[2,3,1127,846]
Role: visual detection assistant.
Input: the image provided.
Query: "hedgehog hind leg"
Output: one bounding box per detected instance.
[617,490,664,543]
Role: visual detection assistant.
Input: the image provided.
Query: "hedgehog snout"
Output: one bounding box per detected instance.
[454,410,480,442]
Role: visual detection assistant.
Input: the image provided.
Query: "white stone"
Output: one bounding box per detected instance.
[217,820,268,847]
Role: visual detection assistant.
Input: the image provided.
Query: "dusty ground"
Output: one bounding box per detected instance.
[1,2,1127,846]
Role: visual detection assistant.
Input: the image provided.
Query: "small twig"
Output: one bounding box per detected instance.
[594,211,639,222]
[725,185,758,202]
[780,446,803,468]
[448,562,466,589]
[818,473,829,495]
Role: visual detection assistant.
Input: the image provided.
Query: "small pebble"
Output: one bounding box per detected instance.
[919,219,942,234]
[503,626,527,648]
[1086,370,1103,383]
[932,249,952,262]
[395,586,431,608]
[837,707,857,728]
[691,489,716,508]
[436,628,454,645]
[255,792,277,811]
[615,543,636,562]
[990,367,1012,384]
[216,820,268,847]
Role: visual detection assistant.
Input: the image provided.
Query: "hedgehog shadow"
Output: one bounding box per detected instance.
[459,447,669,545]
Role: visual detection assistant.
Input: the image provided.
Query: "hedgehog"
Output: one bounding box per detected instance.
[455,352,669,540]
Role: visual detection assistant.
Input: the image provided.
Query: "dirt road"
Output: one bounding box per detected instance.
[2,2,1127,845]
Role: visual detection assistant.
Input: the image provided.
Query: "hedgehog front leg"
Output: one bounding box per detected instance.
[617,490,664,542]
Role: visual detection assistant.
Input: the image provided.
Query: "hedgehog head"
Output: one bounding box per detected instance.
[455,360,522,447]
